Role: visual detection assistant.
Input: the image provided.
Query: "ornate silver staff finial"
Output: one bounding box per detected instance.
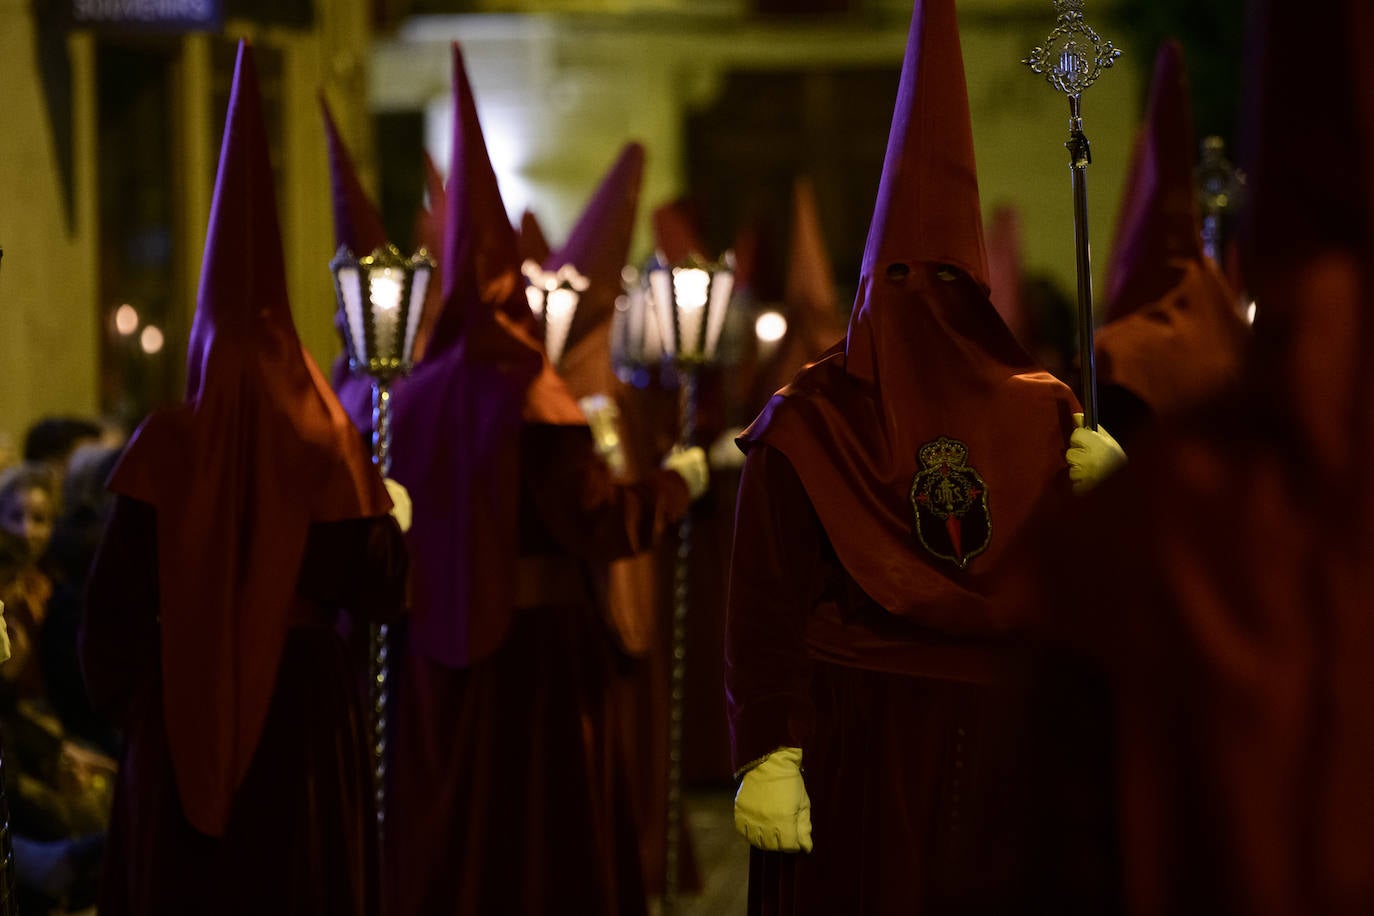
[1021,0,1120,430]
[1024,0,1122,99]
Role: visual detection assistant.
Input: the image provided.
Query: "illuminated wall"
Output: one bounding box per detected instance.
[0,0,100,444]
[0,0,379,435]
[375,1,1144,293]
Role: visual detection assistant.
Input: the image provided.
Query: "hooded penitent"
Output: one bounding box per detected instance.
[107,41,390,837]
[541,143,656,655]
[382,44,582,670]
[1095,41,1247,423]
[739,0,1078,629]
[547,143,645,406]
[748,177,848,408]
[1025,3,1374,910]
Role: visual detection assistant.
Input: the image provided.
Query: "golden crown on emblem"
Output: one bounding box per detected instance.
[919,437,968,470]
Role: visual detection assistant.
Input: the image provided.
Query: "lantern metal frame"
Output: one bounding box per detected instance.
[612,265,671,386]
[520,259,590,368]
[329,241,433,841]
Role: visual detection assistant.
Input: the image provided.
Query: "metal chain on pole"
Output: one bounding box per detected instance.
[371,381,394,840]
[663,369,699,915]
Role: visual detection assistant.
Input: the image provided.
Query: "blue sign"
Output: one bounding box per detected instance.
[70,0,222,30]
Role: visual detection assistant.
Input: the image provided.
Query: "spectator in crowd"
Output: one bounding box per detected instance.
[22,420,102,485]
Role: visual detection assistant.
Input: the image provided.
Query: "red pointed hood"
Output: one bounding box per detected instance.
[548,142,645,389]
[519,209,552,266]
[320,96,388,257]
[1104,41,1204,323]
[1095,42,1247,428]
[740,0,1077,633]
[986,205,1028,346]
[109,41,389,837]
[652,198,706,264]
[749,177,846,406]
[783,177,843,344]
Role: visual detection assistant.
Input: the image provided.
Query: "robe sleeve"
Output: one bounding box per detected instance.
[295,515,409,624]
[724,444,827,776]
[521,423,691,564]
[80,495,160,726]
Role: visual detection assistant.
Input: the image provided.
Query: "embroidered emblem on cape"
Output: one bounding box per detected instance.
[909,437,991,570]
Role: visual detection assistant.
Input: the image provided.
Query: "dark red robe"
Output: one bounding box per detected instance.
[82,496,406,916]
[726,446,1032,915]
[386,423,690,916]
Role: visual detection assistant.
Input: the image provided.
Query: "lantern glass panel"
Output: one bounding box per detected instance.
[403,266,430,362]
[648,266,676,357]
[337,265,366,364]
[367,266,405,363]
[704,269,735,360]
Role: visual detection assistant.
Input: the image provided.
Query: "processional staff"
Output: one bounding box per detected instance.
[1024,0,1121,430]
[331,243,433,839]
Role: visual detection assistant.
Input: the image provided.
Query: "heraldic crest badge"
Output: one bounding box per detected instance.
[909,437,991,569]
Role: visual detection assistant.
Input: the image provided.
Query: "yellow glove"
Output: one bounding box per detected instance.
[0,601,10,664]
[1066,414,1127,494]
[662,446,710,501]
[733,747,813,853]
[384,478,413,533]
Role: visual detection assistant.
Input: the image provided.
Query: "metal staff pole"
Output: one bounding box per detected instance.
[331,243,432,840]
[1024,0,1121,430]
[369,379,394,838]
[663,366,697,915]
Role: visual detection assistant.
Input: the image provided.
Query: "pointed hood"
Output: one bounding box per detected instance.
[380,43,579,672]
[733,214,785,305]
[409,150,448,364]
[1094,42,1247,432]
[544,144,656,661]
[652,198,706,265]
[323,95,396,426]
[986,205,1028,346]
[548,142,645,385]
[784,178,839,324]
[740,0,1077,632]
[749,176,846,407]
[1104,41,1204,322]
[429,43,534,352]
[519,209,552,266]
[108,41,389,837]
[856,0,987,299]
[320,96,388,257]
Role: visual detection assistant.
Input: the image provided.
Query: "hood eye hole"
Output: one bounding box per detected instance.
[936,266,960,283]
[885,262,910,281]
